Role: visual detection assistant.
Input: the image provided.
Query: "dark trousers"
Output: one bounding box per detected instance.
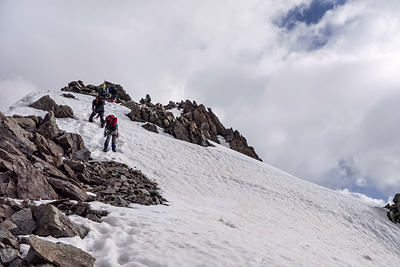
[89,110,105,125]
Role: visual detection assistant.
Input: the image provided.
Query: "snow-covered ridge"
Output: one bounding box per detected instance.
[6,90,400,266]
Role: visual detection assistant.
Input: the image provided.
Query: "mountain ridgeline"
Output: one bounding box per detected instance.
[62,80,262,161]
[0,80,260,265]
[0,80,399,265]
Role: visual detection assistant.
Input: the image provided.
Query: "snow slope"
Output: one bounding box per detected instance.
[6,91,400,266]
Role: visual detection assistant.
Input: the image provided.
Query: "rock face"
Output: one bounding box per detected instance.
[38,111,61,139]
[125,99,262,161]
[385,193,400,223]
[0,112,36,156]
[61,80,132,102]
[0,111,91,201]
[56,132,85,158]
[29,95,74,118]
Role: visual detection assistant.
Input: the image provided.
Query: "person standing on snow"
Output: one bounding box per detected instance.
[89,96,106,128]
[103,115,119,152]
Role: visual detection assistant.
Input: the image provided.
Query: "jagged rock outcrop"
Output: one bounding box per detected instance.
[225,128,262,161]
[37,111,61,139]
[124,100,211,147]
[0,111,36,156]
[178,100,262,161]
[171,116,210,147]
[0,111,92,201]
[56,132,85,158]
[385,193,400,223]
[125,99,262,161]
[124,101,175,128]
[33,133,64,168]
[61,80,132,102]
[29,95,74,118]
[2,148,59,200]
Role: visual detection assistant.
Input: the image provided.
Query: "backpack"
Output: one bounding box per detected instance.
[95,96,102,106]
[98,85,107,97]
[106,115,117,127]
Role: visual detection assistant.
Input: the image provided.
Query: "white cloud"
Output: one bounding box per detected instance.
[337,189,386,207]
[1,0,400,199]
[0,77,39,112]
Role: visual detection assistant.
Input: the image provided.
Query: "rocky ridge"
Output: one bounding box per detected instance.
[61,80,132,102]
[123,99,262,161]
[61,80,262,161]
[0,92,165,266]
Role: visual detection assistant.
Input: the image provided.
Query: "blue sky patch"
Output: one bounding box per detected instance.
[279,0,347,30]
[329,159,387,201]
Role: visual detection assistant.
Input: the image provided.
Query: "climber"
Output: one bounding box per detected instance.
[140,94,152,104]
[145,94,151,103]
[97,82,108,99]
[88,96,106,128]
[103,115,119,152]
[108,85,118,103]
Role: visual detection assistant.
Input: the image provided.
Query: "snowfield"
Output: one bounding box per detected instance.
[6,91,400,266]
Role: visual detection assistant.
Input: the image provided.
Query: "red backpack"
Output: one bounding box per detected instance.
[105,115,117,127]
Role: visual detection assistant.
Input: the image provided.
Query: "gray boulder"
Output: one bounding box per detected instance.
[0,244,20,265]
[142,123,158,133]
[9,208,36,235]
[0,203,17,219]
[13,116,37,132]
[0,227,19,250]
[13,157,59,200]
[38,111,61,140]
[56,132,85,158]
[0,112,36,155]
[29,95,74,118]
[33,133,64,168]
[72,147,91,162]
[47,177,89,202]
[26,235,95,267]
[32,204,88,239]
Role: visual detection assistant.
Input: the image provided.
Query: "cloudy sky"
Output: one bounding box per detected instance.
[1,0,400,201]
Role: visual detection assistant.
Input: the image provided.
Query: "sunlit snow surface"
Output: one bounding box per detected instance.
[6,91,400,266]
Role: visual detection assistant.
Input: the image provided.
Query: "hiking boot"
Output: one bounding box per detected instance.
[103,147,109,152]
[112,148,117,152]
